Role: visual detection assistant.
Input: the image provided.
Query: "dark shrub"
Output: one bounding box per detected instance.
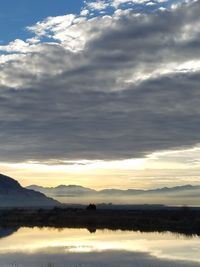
[86,204,96,211]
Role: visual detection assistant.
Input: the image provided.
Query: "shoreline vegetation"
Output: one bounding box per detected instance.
[0,206,200,236]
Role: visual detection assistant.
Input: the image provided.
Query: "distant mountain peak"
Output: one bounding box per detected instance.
[154,184,196,192]
[26,183,200,206]
[56,184,84,189]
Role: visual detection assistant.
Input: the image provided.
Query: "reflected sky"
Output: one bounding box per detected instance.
[0,228,199,267]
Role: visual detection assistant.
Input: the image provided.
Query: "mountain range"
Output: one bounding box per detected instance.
[0,174,59,207]
[1,172,199,207]
[27,184,200,206]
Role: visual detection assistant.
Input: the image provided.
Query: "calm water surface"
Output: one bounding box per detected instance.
[0,227,199,267]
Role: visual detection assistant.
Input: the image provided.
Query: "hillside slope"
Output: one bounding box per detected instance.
[0,174,59,207]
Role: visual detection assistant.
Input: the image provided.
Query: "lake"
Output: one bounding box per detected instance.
[0,227,199,267]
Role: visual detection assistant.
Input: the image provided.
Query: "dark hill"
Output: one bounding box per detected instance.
[0,174,59,207]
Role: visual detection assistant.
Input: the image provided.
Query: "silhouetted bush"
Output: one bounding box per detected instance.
[86,204,96,211]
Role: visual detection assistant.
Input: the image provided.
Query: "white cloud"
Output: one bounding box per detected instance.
[0,39,30,53]
[80,9,90,16]
[114,8,133,17]
[86,0,110,10]
[111,0,149,8]
[1,1,200,89]
[26,12,113,52]
[148,145,200,168]
[26,37,40,44]
[159,6,167,11]
[146,2,156,6]
[27,14,76,37]
[0,53,23,64]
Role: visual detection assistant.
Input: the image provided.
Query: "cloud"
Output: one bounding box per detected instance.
[0,39,30,53]
[80,9,90,16]
[85,0,175,10]
[111,0,149,8]
[86,0,110,10]
[0,1,200,163]
[0,250,198,267]
[27,14,76,37]
[26,14,112,52]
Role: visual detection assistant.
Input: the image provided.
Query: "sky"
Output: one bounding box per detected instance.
[0,0,200,190]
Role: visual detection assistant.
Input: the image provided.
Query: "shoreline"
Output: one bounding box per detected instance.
[0,207,199,236]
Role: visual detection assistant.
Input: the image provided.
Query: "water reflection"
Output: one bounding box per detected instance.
[0,227,199,267]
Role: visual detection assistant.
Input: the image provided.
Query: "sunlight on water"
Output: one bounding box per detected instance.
[0,227,199,267]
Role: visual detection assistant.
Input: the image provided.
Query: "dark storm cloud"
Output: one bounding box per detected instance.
[1,71,200,162]
[0,1,200,162]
